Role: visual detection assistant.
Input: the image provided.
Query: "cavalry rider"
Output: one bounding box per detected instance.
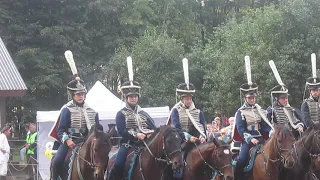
[108,57,156,180]
[301,53,320,127]
[49,51,99,180]
[166,58,206,180]
[267,85,305,138]
[267,60,304,139]
[233,56,272,180]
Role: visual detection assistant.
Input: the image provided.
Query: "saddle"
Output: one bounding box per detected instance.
[245,144,262,172]
[56,144,82,180]
[231,144,262,173]
[108,143,145,180]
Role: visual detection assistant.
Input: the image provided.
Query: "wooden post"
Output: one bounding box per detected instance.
[0,97,6,128]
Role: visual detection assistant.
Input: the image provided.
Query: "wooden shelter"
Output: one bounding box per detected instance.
[0,37,27,128]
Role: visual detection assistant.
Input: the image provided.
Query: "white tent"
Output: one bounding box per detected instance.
[85,81,125,111]
[36,81,170,180]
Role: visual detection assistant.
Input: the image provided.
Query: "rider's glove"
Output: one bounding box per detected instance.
[297,123,304,132]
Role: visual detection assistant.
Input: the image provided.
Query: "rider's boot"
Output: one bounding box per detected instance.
[108,167,123,180]
[234,163,245,180]
[51,163,60,180]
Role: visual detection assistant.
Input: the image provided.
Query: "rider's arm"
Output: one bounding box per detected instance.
[293,109,305,129]
[141,111,157,130]
[115,111,136,140]
[57,107,71,144]
[301,102,310,128]
[235,110,251,144]
[199,111,207,139]
[260,119,271,134]
[266,106,276,123]
[171,108,188,141]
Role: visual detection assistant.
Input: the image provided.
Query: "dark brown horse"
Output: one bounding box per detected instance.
[279,121,320,180]
[107,125,184,180]
[183,138,234,180]
[50,124,112,180]
[251,124,295,180]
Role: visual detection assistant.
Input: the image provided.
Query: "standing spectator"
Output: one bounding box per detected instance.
[26,123,37,180]
[20,124,30,164]
[214,117,222,131]
[206,124,212,138]
[226,117,235,136]
[0,125,11,180]
[218,128,230,143]
[211,122,221,138]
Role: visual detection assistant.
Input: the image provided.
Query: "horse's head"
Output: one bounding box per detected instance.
[87,124,112,179]
[273,124,295,168]
[208,138,234,180]
[299,120,320,160]
[145,125,183,171]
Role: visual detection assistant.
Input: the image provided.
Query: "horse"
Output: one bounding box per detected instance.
[251,123,296,180]
[279,121,320,180]
[107,125,184,180]
[182,137,234,180]
[50,124,113,180]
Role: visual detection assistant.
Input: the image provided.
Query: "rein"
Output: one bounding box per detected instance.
[260,131,294,176]
[301,130,320,158]
[142,137,181,164]
[188,142,231,176]
[137,129,182,180]
[72,129,108,179]
[293,130,320,176]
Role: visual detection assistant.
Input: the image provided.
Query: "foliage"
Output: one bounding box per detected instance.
[2,0,320,122]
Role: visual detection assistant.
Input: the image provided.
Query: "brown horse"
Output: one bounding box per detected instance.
[107,125,184,180]
[279,121,320,180]
[252,124,295,180]
[183,138,234,180]
[50,124,112,180]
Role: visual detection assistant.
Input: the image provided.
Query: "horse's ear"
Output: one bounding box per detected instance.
[212,137,220,147]
[106,126,116,138]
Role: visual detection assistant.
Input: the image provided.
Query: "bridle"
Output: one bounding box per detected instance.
[260,129,295,176]
[188,142,232,177]
[142,136,182,164]
[293,129,320,175]
[73,130,110,180]
[138,130,182,180]
[301,130,320,158]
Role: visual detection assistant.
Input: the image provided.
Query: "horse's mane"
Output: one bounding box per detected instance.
[274,124,294,138]
[88,123,104,137]
[145,125,176,144]
[301,125,314,139]
[189,139,227,154]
